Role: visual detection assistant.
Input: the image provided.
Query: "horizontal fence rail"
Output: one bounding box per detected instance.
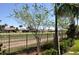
[0,32,67,54]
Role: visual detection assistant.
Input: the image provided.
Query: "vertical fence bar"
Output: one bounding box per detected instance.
[26,34,28,49]
[0,35,1,54]
[47,33,48,42]
[8,34,10,54]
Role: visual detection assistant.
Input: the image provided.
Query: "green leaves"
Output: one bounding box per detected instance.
[12,4,53,30]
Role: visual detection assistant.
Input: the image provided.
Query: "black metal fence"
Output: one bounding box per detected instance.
[0,33,54,54]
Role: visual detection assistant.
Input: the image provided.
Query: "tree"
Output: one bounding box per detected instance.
[4,24,8,27]
[57,17,70,39]
[54,3,78,54]
[15,27,19,32]
[11,4,52,54]
[10,26,14,28]
[58,4,79,40]
[0,25,1,32]
[71,4,79,37]
[54,4,59,54]
[19,25,23,28]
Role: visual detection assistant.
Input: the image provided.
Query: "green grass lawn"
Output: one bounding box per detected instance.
[65,40,79,55]
[0,32,53,40]
[0,32,54,41]
[0,32,54,35]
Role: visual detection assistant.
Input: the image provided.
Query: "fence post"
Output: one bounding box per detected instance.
[8,34,10,54]
[47,33,48,42]
[26,34,28,49]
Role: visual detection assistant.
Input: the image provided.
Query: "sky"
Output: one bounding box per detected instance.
[0,3,24,27]
[0,3,78,29]
[0,3,55,28]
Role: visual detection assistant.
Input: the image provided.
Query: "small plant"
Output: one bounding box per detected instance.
[60,39,75,54]
[60,41,68,54]
[0,43,6,55]
[42,48,57,55]
[41,42,53,50]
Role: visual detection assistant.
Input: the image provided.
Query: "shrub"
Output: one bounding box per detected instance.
[60,39,74,54]
[0,43,6,55]
[60,41,68,54]
[60,40,69,54]
[41,42,53,50]
[42,48,57,55]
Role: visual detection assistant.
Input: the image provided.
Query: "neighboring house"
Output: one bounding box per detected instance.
[44,26,66,32]
[18,27,29,32]
[2,25,67,33]
[4,26,16,32]
[44,27,55,32]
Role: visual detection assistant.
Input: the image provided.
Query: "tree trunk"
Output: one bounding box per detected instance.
[77,16,78,26]
[54,4,59,54]
[35,34,41,55]
[26,34,28,49]
[61,28,64,39]
[77,15,78,37]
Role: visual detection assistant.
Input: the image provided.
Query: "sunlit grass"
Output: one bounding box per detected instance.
[65,40,79,55]
[0,32,54,35]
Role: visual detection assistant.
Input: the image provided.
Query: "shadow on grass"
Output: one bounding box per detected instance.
[6,41,54,55]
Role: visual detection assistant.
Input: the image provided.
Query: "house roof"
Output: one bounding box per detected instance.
[4,26,15,30]
[18,27,28,30]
